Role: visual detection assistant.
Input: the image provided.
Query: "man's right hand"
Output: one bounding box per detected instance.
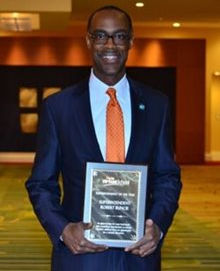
[61,222,108,254]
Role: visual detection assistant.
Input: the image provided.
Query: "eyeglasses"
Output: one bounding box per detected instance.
[88,31,131,45]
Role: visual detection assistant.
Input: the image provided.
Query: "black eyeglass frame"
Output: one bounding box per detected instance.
[88,31,132,45]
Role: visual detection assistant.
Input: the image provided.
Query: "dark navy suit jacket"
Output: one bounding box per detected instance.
[26,78,181,271]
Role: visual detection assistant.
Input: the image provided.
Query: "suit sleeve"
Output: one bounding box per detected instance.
[25,99,69,246]
[149,98,182,236]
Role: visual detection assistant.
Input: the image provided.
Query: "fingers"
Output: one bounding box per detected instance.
[69,238,107,254]
[125,237,146,252]
[125,237,158,257]
[146,219,154,227]
[125,219,160,257]
[139,245,157,257]
[62,222,108,255]
[79,238,107,252]
[145,219,155,236]
[125,219,155,252]
[82,222,93,230]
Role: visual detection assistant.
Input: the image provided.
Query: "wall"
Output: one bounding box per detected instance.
[210,76,220,160]
[0,36,206,164]
[206,34,220,161]
[133,26,220,162]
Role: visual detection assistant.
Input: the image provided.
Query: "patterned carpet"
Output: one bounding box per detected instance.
[0,164,219,270]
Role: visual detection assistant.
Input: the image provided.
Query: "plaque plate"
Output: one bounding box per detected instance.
[83,162,148,247]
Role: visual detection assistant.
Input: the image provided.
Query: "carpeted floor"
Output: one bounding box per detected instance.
[0,164,219,270]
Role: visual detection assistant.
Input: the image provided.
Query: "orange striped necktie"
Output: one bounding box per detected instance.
[106,88,125,163]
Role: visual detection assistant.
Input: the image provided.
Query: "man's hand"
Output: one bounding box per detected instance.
[125,219,161,257]
[61,222,108,254]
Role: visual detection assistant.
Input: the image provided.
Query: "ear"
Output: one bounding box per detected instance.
[129,36,134,49]
[86,34,91,49]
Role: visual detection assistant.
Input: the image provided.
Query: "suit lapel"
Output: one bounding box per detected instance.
[125,79,151,164]
[71,79,104,162]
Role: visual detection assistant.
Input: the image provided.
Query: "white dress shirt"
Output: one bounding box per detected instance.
[89,70,131,160]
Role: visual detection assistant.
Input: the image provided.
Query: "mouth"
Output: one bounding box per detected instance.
[103,55,117,61]
[101,53,120,63]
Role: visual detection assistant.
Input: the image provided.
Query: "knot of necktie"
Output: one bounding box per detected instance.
[106,88,117,106]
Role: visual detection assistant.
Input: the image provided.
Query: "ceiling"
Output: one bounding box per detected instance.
[0,0,220,36]
[71,0,220,26]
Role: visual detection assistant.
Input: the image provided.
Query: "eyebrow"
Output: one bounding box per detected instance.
[89,28,129,34]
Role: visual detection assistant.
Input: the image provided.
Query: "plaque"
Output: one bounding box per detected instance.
[83,162,148,248]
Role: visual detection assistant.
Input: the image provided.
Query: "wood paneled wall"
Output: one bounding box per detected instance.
[0,37,205,164]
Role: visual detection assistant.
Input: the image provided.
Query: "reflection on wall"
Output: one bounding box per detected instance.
[20,113,38,133]
[210,74,220,160]
[19,87,37,108]
[43,87,61,99]
[19,86,61,134]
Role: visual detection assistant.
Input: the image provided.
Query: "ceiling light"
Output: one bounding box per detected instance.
[12,12,19,18]
[213,71,220,76]
[172,22,181,28]
[136,2,144,7]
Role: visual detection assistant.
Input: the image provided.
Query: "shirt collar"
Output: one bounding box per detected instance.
[89,69,129,102]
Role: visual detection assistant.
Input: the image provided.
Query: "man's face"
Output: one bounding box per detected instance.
[86,9,133,85]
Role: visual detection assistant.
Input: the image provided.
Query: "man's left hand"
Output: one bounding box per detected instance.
[125,219,161,257]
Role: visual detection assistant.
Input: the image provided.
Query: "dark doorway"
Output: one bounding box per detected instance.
[0,66,176,151]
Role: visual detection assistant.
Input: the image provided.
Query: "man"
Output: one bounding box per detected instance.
[26,5,182,271]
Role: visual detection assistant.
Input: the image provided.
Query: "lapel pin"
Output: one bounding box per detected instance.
[139,103,145,110]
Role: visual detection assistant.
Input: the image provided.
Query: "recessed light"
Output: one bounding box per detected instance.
[136,2,144,7]
[172,22,181,28]
[12,12,19,18]
[213,71,220,76]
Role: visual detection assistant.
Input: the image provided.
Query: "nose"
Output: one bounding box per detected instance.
[105,36,115,47]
